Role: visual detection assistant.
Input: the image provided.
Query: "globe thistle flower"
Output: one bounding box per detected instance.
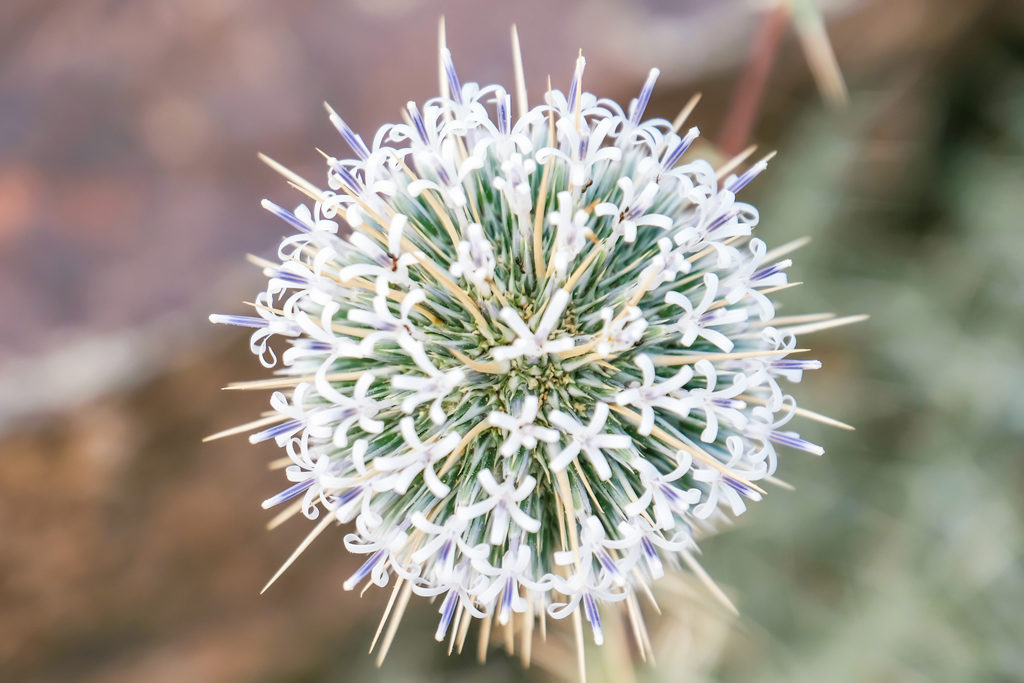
[209,27,862,670]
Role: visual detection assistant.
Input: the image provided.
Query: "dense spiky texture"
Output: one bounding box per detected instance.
[210,41,842,661]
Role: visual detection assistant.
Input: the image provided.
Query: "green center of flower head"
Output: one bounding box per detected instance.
[517,356,573,398]
[209,31,853,665]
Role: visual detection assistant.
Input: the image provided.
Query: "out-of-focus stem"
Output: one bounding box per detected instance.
[718,3,791,158]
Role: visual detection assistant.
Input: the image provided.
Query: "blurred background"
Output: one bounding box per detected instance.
[2,0,1023,681]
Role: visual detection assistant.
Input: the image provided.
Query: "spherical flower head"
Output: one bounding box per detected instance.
[210,36,851,664]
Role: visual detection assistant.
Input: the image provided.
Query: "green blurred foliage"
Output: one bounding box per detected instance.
[692,23,1024,683]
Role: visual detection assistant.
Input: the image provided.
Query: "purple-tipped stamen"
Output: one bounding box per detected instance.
[700,310,728,324]
[407,102,430,145]
[641,536,664,576]
[769,431,825,455]
[597,549,622,580]
[261,478,315,509]
[726,160,768,193]
[753,260,792,281]
[343,548,386,591]
[328,111,370,161]
[336,486,363,507]
[418,154,452,188]
[496,93,511,136]
[772,359,823,371]
[270,270,311,286]
[442,49,463,105]
[662,126,699,170]
[712,398,745,409]
[261,199,311,233]
[435,590,459,641]
[249,419,303,444]
[582,593,603,644]
[337,485,362,507]
[630,68,660,125]
[566,55,587,114]
[437,539,452,565]
[705,207,741,234]
[291,340,332,352]
[330,161,364,193]
[208,314,269,328]
[724,476,755,497]
[434,163,453,188]
[661,483,689,507]
[499,576,515,624]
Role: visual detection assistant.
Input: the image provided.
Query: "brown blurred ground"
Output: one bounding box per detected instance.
[3,1,1023,682]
